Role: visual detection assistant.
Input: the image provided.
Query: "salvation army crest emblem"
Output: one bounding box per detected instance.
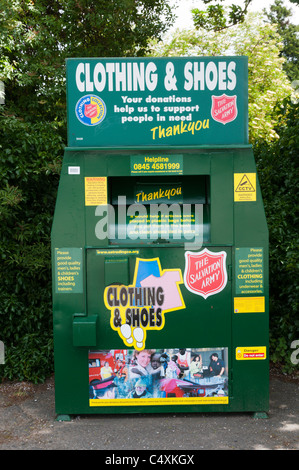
[84,103,98,119]
[184,249,228,299]
[211,94,238,125]
[75,94,106,126]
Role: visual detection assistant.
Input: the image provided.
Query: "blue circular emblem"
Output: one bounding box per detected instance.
[75,95,106,126]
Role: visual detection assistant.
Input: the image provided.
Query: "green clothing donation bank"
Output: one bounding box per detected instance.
[51,57,269,419]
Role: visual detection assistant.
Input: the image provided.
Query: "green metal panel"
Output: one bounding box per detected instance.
[104,258,130,286]
[66,57,248,147]
[73,315,98,347]
[231,148,269,412]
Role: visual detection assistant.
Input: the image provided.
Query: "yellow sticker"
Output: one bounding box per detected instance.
[90,396,229,407]
[236,347,266,360]
[234,173,256,201]
[85,177,107,206]
[96,250,140,255]
[234,296,265,313]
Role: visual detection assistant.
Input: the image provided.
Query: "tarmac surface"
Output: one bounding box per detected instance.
[0,372,298,451]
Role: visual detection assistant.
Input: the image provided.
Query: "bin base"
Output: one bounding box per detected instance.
[56,414,71,422]
[253,412,268,419]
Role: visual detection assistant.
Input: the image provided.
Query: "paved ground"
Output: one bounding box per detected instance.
[0,373,298,450]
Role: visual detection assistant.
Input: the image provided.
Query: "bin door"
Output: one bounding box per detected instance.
[86,247,231,407]
[86,247,231,352]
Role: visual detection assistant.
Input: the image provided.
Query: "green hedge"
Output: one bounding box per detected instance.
[0,115,63,382]
[254,98,299,373]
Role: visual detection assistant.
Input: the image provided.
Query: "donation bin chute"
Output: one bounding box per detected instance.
[107,175,210,245]
[51,57,269,420]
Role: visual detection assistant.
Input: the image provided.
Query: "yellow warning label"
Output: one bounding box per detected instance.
[236,347,266,360]
[234,296,265,313]
[234,173,256,201]
[85,177,107,206]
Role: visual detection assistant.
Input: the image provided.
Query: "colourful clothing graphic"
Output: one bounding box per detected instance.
[135,259,161,287]
[140,271,183,311]
[103,258,185,350]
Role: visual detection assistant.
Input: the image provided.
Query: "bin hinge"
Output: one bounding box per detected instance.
[229,368,234,399]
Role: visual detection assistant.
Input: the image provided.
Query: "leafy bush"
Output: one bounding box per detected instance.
[0,115,64,383]
[255,98,299,373]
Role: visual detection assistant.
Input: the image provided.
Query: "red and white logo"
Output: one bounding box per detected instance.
[84,103,98,118]
[211,94,238,125]
[184,249,227,299]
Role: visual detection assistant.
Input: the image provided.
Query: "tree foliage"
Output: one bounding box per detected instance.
[149,12,292,143]
[264,0,299,82]
[254,99,299,372]
[0,0,175,124]
[192,0,253,31]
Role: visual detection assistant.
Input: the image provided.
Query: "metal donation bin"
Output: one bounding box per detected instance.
[51,57,269,420]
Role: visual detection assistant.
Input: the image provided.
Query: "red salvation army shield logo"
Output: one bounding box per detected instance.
[84,103,98,119]
[184,249,228,299]
[211,94,238,125]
